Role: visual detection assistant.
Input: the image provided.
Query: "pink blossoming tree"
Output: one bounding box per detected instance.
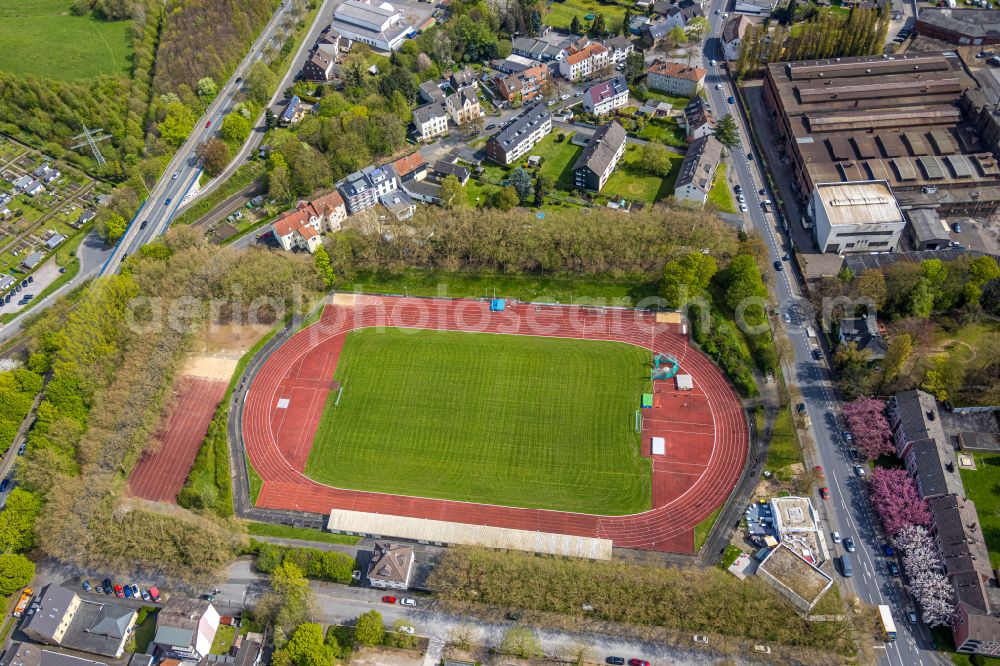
[843,396,895,459]
[869,467,931,537]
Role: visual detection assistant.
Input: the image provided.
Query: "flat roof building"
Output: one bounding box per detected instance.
[810,180,906,254]
[769,496,827,564]
[331,0,411,52]
[485,104,552,165]
[915,9,1000,46]
[762,52,1000,217]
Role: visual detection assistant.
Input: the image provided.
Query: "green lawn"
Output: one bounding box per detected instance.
[603,145,681,205]
[211,625,236,655]
[960,453,1000,569]
[245,522,361,545]
[528,133,584,189]
[306,328,652,514]
[637,119,687,149]
[0,0,133,80]
[694,505,722,552]
[766,408,802,472]
[544,0,629,31]
[707,163,737,213]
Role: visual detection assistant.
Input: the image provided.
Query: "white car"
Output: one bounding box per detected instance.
[854,465,866,477]
[172,172,179,180]
[547,100,556,106]
[832,531,842,544]
[560,94,569,101]
[398,626,415,635]
[715,83,723,90]
[739,203,748,212]
[710,59,717,67]
[574,91,583,96]
[400,598,416,607]
[737,194,745,203]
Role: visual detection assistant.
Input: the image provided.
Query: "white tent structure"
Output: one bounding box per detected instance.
[676,374,694,391]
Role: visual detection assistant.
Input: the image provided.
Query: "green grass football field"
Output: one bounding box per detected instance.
[0,0,133,80]
[306,328,653,515]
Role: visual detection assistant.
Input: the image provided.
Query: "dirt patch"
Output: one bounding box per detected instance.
[349,645,426,666]
[181,356,239,381]
[332,293,358,307]
[195,321,273,356]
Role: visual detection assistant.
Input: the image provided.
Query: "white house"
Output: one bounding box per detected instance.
[722,15,753,60]
[558,42,610,80]
[810,181,906,254]
[445,87,482,126]
[331,0,411,51]
[604,35,634,64]
[673,135,723,205]
[367,542,415,590]
[152,599,220,663]
[582,76,629,116]
[413,103,448,141]
[338,164,399,213]
[271,191,347,253]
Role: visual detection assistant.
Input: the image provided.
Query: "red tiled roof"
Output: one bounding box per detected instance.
[391,151,426,178]
[647,61,706,81]
[311,190,345,215]
[273,204,319,239]
[566,43,608,65]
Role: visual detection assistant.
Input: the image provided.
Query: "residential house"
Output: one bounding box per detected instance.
[45,233,66,250]
[301,31,346,81]
[271,191,346,253]
[391,151,428,183]
[494,64,550,106]
[279,96,304,126]
[77,209,97,226]
[22,585,136,659]
[629,15,652,35]
[21,252,44,270]
[722,15,753,61]
[34,164,60,183]
[367,542,415,589]
[673,135,723,204]
[511,36,563,62]
[0,642,157,666]
[582,76,629,116]
[646,61,706,96]
[152,598,220,663]
[682,97,715,141]
[23,180,45,196]
[412,103,449,142]
[449,67,477,90]
[634,0,653,10]
[637,100,672,117]
[446,87,482,126]
[639,17,676,48]
[12,175,32,191]
[837,313,887,360]
[735,0,778,16]
[494,54,538,74]
[889,389,948,459]
[402,179,443,204]
[604,35,634,64]
[337,164,399,213]
[380,190,416,220]
[558,43,610,81]
[331,0,411,51]
[431,160,470,184]
[573,121,628,192]
[419,80,446,104]
[485,104,553,165]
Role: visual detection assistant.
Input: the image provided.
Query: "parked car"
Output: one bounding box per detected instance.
[205,120,211,128]
[606,658,625,665]
[82,580,92,592]
[953,222,962,233]
[141,588,150,601]
[739,203,747,212]
[814,465,824,478]
[148,586,161,602]
[758,188,766,196]
[692,635,709,644]
[628,660,649,666]
[831,531,842,544]
[812,348,823,360]
[560,94,569,100]
[783,312,791,323]
[715,83,722,90]
[727,96,735,104]
[820,487,830,500]
[907,611,918,623]
[130,584,139,597]
[124,586,134,599]
[734,184,742,193]
[844,537,856,552]
[102,579,113,594]
[486,124,496,130]
[842,431,853,443]
[398,625,415,635]
[382,595,397,604]
[17,442,26,455]
[882,544,895,557]
[506,611,521,621]
[848,449,859,462]
[114,585,124,597]
[400,598,416,607]
[737,194,745,203]
[796,402,806,414]
[200,594,215,601]
[888,562,900,576]
[854,465,866,477]
[547,100,556,106]
[236,77,243,83]
[0,479,9,493]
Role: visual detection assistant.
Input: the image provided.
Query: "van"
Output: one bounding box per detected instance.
[841,554,853,577]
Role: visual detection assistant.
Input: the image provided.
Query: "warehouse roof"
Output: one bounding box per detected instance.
[815,181,904,226]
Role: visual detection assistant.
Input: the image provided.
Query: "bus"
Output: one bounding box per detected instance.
[878,604,897,641]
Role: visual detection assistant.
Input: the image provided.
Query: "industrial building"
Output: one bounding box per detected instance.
[810,180,906,253]
[763,52,1000,219]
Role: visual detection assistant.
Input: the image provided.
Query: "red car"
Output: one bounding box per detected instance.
[814,465,824,478]
[205,120,212,128]
[628,660,649,666]
[114,585,124,597]
[381,595,396,604]
[820,487,830,500]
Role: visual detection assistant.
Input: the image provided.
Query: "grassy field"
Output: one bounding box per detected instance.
[307,328,652,514]
[544,0,630,31]
[0,0,133,80]
[960,452,1000,568]
[603,145,681,205]
[707,163,737,213]
[245,522,361,545]
[637,118,687,148]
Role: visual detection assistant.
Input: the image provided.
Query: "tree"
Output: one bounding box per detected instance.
[510,167,533,204]
[637,143,676,177]
[354,610,385,646]
[197,77,218,100]
[314,245,335,289]
[685,16,710,42]
[855,269,887,309]
[246,61,277,105]
[969,256,1000,287]
[660,251,718,307]
[623,51,645,83]
[908,277,934,318]
[712,114,740,149]
[570,15,581,35]
[446,624,477,651]
[269,163,293,203]
[104,213,128,242]
[501,627,541,658]
[622,8,633,35]
[490,186,519,211]
[982,278,1000,316]
[438,175,464,209]
[275,623,334,666]
[561,642,593,665]
[842,396,894,459]
[392,618,417,648]
[255,561,316,642]
[0,553,34,596]
[667,26,687,49]
[0,489,41,553]
[533,173,553,206]
[921,354,961,402]
[894,525,955,627]
[589,13,607,38]
[196,138,231,177]
[158,101,196,146]
[880,333,912,388]
[869,467,931,537]
[220,113,252,144]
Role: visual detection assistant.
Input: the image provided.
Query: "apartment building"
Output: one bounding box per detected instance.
[485,104,552,165]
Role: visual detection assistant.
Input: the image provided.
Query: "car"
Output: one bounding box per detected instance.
[148,586,161,602]
[382,595,397,604]
[114,585,124,597]
[843,431,853,443]
[814,465,824,478]
[606,658,625,665]
[796,402,806,414]
[200,594,215,602]
[737,194,745,203]
[17,442,26,455]
[547,100,556,106]
[486,124,496,130]
[882,544,895,557]
[140,220,148,230]
[20,280,27,288]
[739,203,747,212]
[953,222,962,233]
[907,611,918,624]
[560,94,570,101]
[205,120,211,128]
[172,172,179,180]
[734,184,742,193]
[888,562,900,576]
[627,660,649,666]
[715,8,719,12]
[236,77,243,83]
[131,584,139,597]
[773,260,783,271]
[692,635,709,644]
[831,531,842,544]
[397,625,416,635]
[124,586,134,599]
[782,253,790,261]
[141,588,150,601]
[843,537,856,552]
[746,152,753,161]
[58,267,66,274]
[96,586,104,594]
[848,448,859,461]
[164,198,172,206]
[0,479,9,493]
[102,579,112,593]
[854,465,866,477]
[727,96,735,104]
[783,312,791,323]
[812,348,823,360]
[82,580,92,592]
[820,487,831,500]
[400,598,416,607]
[715,83,723,90]
[506,611,522,621]
[759,188,766,196]
[575,91,583,96]
[710,59,716,67]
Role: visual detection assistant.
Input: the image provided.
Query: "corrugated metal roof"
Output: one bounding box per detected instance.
[816,181,905,226]
[876,133,905,157]
[945,154,973,179]
[891,157,917,180]
[918,155,945,180]
[904,131,929,156]
[327,510,613,560]
[852,135,878,159]
[826,136,854,161]
[929,129,957,155]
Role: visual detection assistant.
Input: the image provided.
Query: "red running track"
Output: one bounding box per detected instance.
[128,377,229,502]
[242,296,747,554]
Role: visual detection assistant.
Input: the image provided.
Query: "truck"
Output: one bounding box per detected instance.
[806,326,820,349]
[12,588,33,617]
[878,604,897,641]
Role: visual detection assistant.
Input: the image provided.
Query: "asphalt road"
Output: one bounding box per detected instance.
[98,0,329,276]
[703,7,939,666]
